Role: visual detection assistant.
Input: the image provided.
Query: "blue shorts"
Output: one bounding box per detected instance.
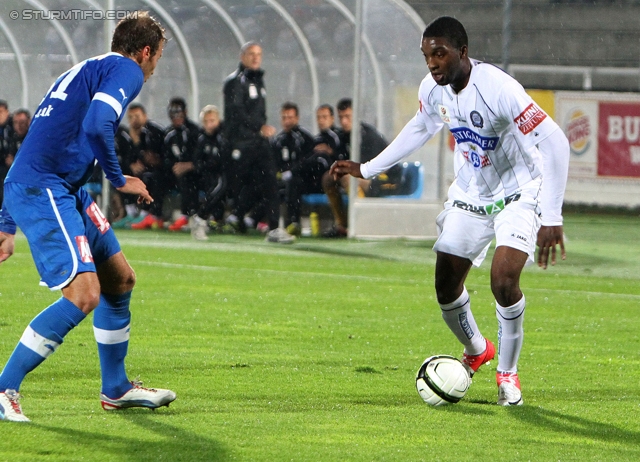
[3,182,121,290]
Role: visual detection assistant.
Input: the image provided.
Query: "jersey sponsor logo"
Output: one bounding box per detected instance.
[514,103,547,135]
[86,202,110,234]
[437,104,451,123]
[462,148,492,169]
[248,84,258,99]
[470,110,484,128]
[450,127,499,151]
[75,235,94,263]
[34,104,54,119]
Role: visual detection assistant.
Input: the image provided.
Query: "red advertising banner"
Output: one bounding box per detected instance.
[598,102,640,177]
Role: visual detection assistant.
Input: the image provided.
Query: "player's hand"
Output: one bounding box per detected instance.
[536,225,566,269]
[0,231,15,264]
[116,175,153,205]
[330,160,363,181]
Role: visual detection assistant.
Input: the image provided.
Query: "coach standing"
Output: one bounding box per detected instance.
[222,42,293,244]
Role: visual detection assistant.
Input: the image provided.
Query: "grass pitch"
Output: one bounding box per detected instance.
[0,213,639,461]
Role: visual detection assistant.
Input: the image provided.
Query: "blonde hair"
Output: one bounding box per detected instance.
[199,104,220,123]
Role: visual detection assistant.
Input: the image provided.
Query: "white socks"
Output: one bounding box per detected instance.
[496,296,526,374]
[439,288,486,356]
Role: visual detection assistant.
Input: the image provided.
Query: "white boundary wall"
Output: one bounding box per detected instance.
[556,91,640,207]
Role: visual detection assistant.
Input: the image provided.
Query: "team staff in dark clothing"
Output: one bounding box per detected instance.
[269,102,315,236]
[161,97,200,232]
[190,105,230,241]
[8,109,30,159]
[0,101,14,206]
[322,98,390,237]
[113,103,165,228]
[223,41,293,244]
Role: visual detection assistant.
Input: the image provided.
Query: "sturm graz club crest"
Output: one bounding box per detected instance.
[470,110,483,128]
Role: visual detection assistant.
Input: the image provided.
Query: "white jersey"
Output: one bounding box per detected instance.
[361,59,563,207]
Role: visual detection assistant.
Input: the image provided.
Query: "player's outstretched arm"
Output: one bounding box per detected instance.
[0,231,15,264]
[536,225,565,269]
[330,160,363,181]
[116,175,154,205]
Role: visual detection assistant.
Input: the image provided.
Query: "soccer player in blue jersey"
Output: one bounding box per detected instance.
[0,12,176,422]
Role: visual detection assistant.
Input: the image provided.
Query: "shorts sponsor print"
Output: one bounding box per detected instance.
[3,182,120,289]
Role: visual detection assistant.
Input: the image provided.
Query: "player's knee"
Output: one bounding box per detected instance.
[490,276,520,306]
[75,288,101,313]
[118,267,136,292]
[434,276,463,304]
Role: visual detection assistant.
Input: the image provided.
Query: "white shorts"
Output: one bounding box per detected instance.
[433,189,541,267]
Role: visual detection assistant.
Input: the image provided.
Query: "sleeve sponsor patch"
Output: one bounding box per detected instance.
[514,103,547,135]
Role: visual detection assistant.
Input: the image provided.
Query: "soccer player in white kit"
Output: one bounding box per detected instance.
[330,16,569,405]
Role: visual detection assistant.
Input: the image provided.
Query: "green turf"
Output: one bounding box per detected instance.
[1,213,640,461]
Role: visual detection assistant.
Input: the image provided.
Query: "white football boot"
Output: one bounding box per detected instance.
[0,389,30,422]
[101,380,176,410]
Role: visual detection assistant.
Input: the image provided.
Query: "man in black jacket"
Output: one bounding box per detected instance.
[191,105,230,240]
[113,103,166,229]
[0,100,13,206]
[163,97,200,232]
[223,42,293,244]
[268,102,315,236]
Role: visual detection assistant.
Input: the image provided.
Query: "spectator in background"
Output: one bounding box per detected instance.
[113,103,165,228]
[190,105,230,241]
[321,98,388,237]
[0,100,13,206]
[8,109,30,161]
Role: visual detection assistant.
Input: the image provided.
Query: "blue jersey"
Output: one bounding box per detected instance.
[6,52,143,192]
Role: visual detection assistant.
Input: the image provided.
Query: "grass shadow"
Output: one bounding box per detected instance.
[508,405,640,446]
[291,244,397,261]
[35,412,228,461]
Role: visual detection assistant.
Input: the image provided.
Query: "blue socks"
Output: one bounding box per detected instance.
[93,292,133,398]
[0,297,86,392]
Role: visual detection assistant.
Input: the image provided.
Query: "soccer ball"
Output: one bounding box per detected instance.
[416,355,471,406]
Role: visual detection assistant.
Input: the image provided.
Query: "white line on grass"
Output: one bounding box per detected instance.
[129,259,640,300]
[128,259,415,283]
